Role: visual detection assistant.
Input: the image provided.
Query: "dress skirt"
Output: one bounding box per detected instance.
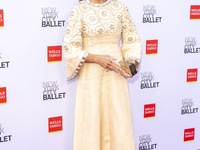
[72,43,136,150]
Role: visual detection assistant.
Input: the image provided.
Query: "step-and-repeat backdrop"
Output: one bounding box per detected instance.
[0,0,200,149]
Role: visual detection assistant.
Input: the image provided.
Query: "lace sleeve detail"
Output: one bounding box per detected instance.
[121,4,142,68]
[67,52,89,81]
[62,4,89,81]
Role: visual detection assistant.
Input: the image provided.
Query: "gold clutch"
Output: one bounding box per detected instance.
[119,60,137,76]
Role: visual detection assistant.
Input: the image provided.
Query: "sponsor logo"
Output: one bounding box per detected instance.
[184,37,200,54]
[190,5,200,20]
[0,53,10,69]
[141,72,159,89]
[43,81,66,101]
[139,134,157,150]
[0,10,4,27]
[187,69,198,83]
[0,124,12,143]
[143,5,162,23]
[184,128,195,142]
[47,46,62,63]
[0,87,6,104]
[144,103,156,118]
[48,116,62,133]
[42,7,65,27]
[181,98,198,115]
[146,40,158,55]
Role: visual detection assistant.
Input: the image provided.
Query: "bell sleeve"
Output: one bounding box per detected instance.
[121,4,142,69]
[62,5,89,81]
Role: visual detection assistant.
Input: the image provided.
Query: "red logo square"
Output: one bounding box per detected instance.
[48,116,62,133]
[144,103,156,118]
[0,9,4,27]
[190,5,200,20]
[184,128,195,142]
[47,46,62,63]
[0,87,7,104]
[146,40,158,55]
[187,68,198,83]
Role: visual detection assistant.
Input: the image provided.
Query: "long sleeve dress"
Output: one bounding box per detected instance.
[62,0,142,150]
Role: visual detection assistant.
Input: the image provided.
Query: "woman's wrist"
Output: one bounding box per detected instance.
[85,54,100,63]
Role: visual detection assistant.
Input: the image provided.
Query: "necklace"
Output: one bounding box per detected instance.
[85,0,111,7]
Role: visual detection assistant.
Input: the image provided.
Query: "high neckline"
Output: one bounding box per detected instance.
[84,0,111,7]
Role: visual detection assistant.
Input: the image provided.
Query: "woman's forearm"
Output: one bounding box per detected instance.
[85,53,130,78]
[85,54,100,63]
[85,53,120,71]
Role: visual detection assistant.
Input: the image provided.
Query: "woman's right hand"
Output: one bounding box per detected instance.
[85,54,121,73]
[97,55,132,78]
[97,55,122,73]
[85,54,131,77]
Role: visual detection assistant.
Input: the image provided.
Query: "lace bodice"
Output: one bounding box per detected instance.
[63,0,142,81]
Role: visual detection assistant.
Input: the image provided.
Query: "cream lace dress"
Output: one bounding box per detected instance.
[62,0,142,149]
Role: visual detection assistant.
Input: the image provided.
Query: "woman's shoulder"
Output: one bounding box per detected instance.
[110,0,128,11]
[69,1,91,13]
[69,1,86,11]
[67,2,83,21]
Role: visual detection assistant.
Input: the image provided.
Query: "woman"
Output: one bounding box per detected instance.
[62,0,142,149]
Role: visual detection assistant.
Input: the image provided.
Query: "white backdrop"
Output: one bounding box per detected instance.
[0,0,200,150]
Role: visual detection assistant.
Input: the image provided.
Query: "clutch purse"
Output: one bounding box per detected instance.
[118,60,137,76]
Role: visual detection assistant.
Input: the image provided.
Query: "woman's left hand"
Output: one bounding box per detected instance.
[119,70,132,78]
[119,60,139,78]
